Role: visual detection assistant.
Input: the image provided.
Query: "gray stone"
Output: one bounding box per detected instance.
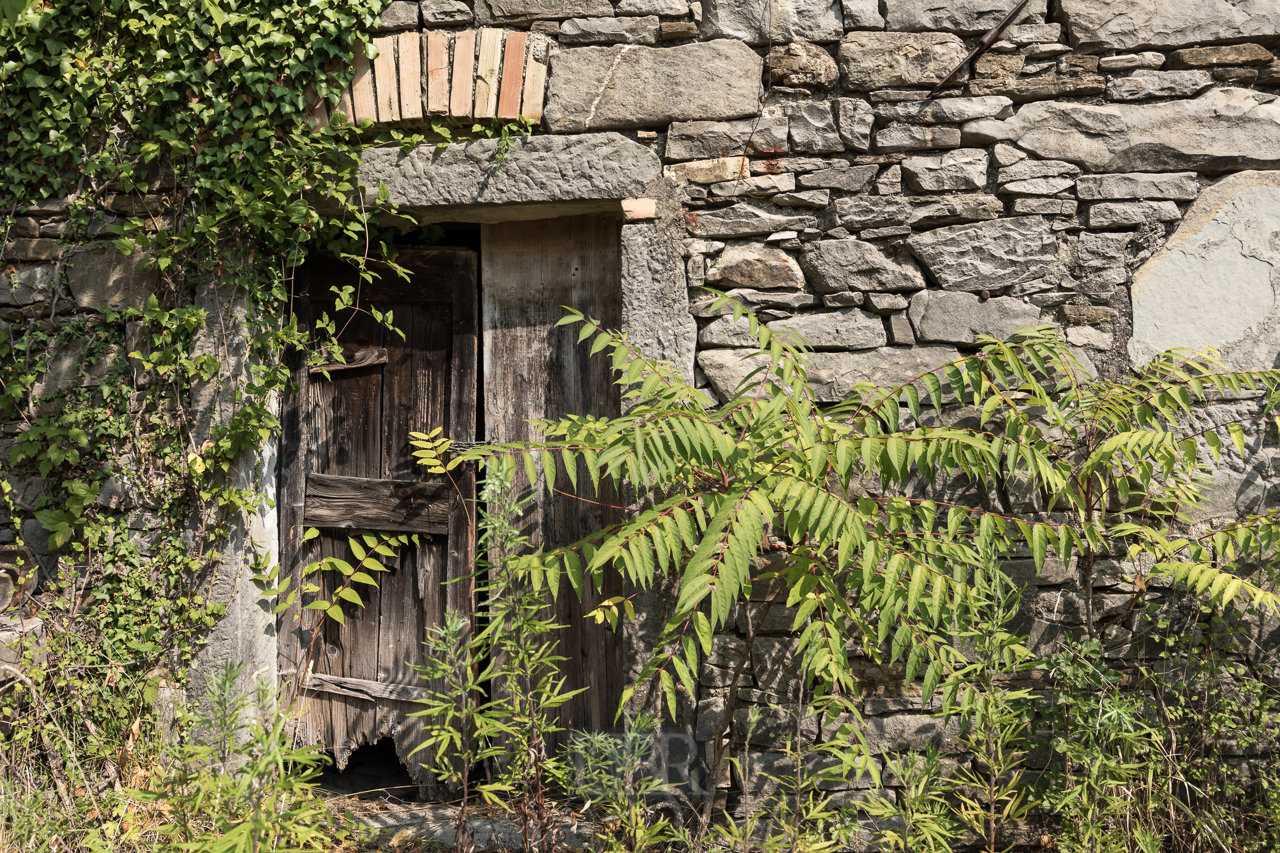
[560,15,660,44]
[996,160,1081,185]
[967,74,1106,103]
[706,245,806,290]
[1005,23,1062,44]
[963,88,1280,174]
[476,0,611,23]
[375,0,419,30]
[0,264,55,307]
[698,315,757,347]
[834,97,874,151]
[901,149,989,192]
[1086,201,1182,228]
[838,32,969,91]
[67,243,158,312]
[362,133,659,211]
[1105,69,1213,102]
[1022,42,1072,59]
[875,124,961,153]
[668,156,750,184]
[421,0,474,23]
[992,143,1027,167]
[835,194,1003,229]
[907,217,1060,292]
[774,189,831,207]
[689,288,817,316]
[862,714,962,755]
[1076,231,1133,269]
[750,157,837,174]
[788,103,843,154]
[615,0,686,13]
[1076,172,1200,201]
[999,177,1076,196]
[544,41,763,133]
[887,312,915,344]
[766,308,888,350]
[622,224,697,382]
[875,165,902,195]
[884,0,1046,34]
[840,0,881,28]
[699,0,843,44]
[1013,198,1077,216]
[709,173,795,197]
[908,290,1042,344]
[767,41,840,90]
[800,239,927,293]
[865,292,909,313]
[797,164,878,191]
[1169,43,1276,69]
[1059,0,1280,53]
[1129,171,1280,370]
[686,204,817,239]
[873,96,1014,125]
[1098,52,1165,71]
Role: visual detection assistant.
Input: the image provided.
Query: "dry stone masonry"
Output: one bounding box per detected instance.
[10,0,1280,825]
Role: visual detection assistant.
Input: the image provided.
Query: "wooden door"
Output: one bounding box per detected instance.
[482,215,625,747]
[277,248,478,780]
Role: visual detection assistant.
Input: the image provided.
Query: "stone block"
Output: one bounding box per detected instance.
[1076,231,1134,269]
[838,32,969,91]
[1066,326,1113,348]
[774,189,831,207]
[862,714,962,755]
[689,288,817,317]
[998,177,1076,196]
[750,157,840,174]
[362,133,659,209]
[67,243,158,312]
[875,124,961,153]
[887,312,915,345]
[559,15,660,44]
[1005,23,1062,45]
[884,0,1046,34]
[1076,172,1200,201]
[708,173,794,197]
[699,0,843,45]
[1213,67,1260,84]
[1261,59,1280,85]
[963,88,1280,174]
[698,315,756,347]
[767,41,839,90]
[800,239,926,293]
[873,96,1013,125]
[1105,69,1213,101]
[1013,198,1077,216]
[1060,304,1117,325]
[615,0,686,13]
[686,204,818,239]
[997,159,1081,184]
[766,308,888,350]
[901,148,989,192]
[544,41,763,133]
[906,216,1060,292]
[835,194,1003,230]
[0,264,56,307]
[1086,201,1181,228]
[788,102,843,154]
[840,0,881,29]
[1129,171,1280,370]
[796,164,878,192]
[967,74,1105,102]
[421,0,474,24]
[476,0,611,24]
[706,245,806,291]
[666,112,789,160]
[834,97,874,151]
[375,0,419,30]
[668,156,750,184]
[621,224,697,382]
[1167,43,1275,69]
[1098,52,1165,71]
[875,165,902,195]
[975,53,1026,77]
[865,292,908,313]
[1059,0,1280,53]
[908,290,1042,344]
[3,238,61,261]
[659,20,698,39]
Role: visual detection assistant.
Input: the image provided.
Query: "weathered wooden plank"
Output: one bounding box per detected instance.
[305,672,432,703]
[372,35,400,123]
[398,31,424,121]
[496,32,527,121]
[425,31,451,115]
[446,251,479,625]
[473,28,503,119]
[303,87,330,130]
[520,42,548,124]
[335,85,355,125]
[309,347,389,375]
[481,215,624,749]
[304,473,451,534]
[350,41,377,123]
[449,29,476,119]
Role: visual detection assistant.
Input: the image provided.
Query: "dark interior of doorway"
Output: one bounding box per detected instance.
[318,737,420,801]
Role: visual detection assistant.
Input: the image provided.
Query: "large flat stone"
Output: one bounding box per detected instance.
[67,243,158,311]
[1129,171,1280,371]
[838,32,969,92]
[685,204,818,238]
[559,16,660,45]
[361,133,659,211]
[1105,70,1213,102]
[475,0,612,24]
[621,224,696,383]
[706,245,806,291]
[544,41,763,133]
[801,239,927,294]
[908,290,1042,344]
[1076,172,1200,201]
[700,0,843,44]
[766,308,888,350]
[901,149,990,192]
[0,264,55,307]
[841,0,882,28]
[884,0,1046,35]
[963,88,1280,174]
[1058,0,1280,53]
[967,74,1106,103]
[873,96,1013,125]
[666,111,789,161]
[906,217,1060,292]
[835,194,1003,229]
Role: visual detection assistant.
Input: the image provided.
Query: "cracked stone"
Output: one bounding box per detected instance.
[908,290,1042,344]
[559,16,660,44]
[875,124,961,153]
[1086,201,1181,228]
[700,0,843,45]
[901,148,990,192]
[835,194,1003,230]
[800,239,927,293]
[839,32,969,91]
[1058,0,1280,53]
[906,216,1060,292]
[788,102,844,154]
[766,308,888,350]
[686,204,818,238]
[705,245,807,290]
[665,111,789,161]
[873,96,1013,125]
